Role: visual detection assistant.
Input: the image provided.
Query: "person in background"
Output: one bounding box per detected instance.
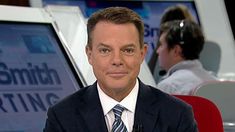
[156,20,217,95]
[148,4,196,82]
[160,4,195,24]
[44,7,198,132]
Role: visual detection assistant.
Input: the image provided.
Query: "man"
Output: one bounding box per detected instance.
[44,7,198,132]
[148,4,196,83]
[157,20,217,95]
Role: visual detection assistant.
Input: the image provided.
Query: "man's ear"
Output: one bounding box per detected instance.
[173,44,183,57]
[140,43,148,62]
[85,45,92,65]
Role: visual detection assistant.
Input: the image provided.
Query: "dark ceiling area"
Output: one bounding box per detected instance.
[0,0,29,6]
[224,0,235,39]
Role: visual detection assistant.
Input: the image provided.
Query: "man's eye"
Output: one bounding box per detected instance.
[122,48,135,55]
[99,48,110,54]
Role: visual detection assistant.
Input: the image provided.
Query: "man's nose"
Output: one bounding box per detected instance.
[112,51,123,66]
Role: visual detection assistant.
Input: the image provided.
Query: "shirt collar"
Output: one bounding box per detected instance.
[164,59,202,78]
[97,79,139,116]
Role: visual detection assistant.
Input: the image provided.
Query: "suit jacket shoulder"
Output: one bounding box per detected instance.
[44,82,108,132]
[134,81,198,132]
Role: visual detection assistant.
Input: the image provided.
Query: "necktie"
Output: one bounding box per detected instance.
[112,104,128,132]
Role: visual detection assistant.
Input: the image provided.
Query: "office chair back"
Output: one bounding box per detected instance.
[174,95,224,132]
[193,81,235,131]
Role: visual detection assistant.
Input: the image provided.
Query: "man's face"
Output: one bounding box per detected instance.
[157,32,176,71]
[86,21,147,95]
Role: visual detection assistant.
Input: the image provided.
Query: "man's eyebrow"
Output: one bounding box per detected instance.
[97,43,110,48]
[122,43,136,48]
[96,43,137,49]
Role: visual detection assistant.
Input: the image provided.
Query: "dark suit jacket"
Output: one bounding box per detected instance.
[44,80,198,132]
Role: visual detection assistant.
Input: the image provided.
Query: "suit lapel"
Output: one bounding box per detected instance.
[73,81,162,132]
[75,82,108,132]
[134,81,160,132]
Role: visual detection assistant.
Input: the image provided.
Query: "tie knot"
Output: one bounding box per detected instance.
[113,104,125,119]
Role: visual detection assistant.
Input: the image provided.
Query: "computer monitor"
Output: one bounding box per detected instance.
[0,21,85,131]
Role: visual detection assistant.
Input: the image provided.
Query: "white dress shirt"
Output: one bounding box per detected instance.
[157,60,217,95]
[97,79,139,132]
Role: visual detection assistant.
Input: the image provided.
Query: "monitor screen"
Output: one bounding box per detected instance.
[0,21,84,131]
